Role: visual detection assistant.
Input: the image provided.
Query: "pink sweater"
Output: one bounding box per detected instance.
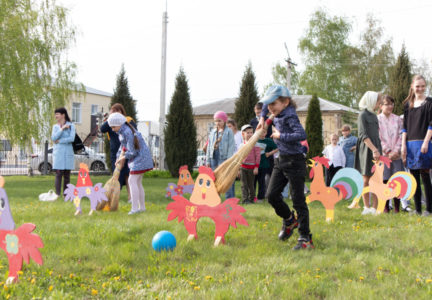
[240,143,261,169]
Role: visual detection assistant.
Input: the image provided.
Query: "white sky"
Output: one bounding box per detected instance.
[59,0,432,122]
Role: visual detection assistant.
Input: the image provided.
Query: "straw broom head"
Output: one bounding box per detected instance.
[214,116,274,194]
[96,150,124,211]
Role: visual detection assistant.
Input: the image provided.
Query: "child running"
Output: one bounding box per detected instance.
[108,113,153,215]
[239,124,260,204]
[258,85,313,250]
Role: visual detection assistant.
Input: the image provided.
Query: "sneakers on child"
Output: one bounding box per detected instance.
[293,234,314,250]
[128,210,140,215]
[361,207,376,215]
[278,214,298,241]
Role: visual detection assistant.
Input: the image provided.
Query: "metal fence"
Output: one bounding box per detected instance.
[0,140,108,176]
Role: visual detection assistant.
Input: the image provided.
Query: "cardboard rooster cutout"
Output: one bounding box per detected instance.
[165,165,195,198]
[350,156,416,214]
[0,176,44,284]
[306,156,364,222]
[64,163,108,215]
[166,166,248,246]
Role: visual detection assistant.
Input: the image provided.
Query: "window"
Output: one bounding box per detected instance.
[72,102,82,123]
[91,104,98,115]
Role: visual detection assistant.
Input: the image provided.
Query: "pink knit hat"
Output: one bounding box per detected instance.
[213,111,228,122]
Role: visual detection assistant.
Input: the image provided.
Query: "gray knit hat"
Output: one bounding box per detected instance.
[107,112,126,127]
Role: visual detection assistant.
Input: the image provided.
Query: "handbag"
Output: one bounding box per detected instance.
[72,133,85,153]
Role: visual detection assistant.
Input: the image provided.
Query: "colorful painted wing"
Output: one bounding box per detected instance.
[387,171,417,202]
[166,195,191,222]
[330,168,364,201]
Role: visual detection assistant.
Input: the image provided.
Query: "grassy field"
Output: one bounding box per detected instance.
[1,175,432,299]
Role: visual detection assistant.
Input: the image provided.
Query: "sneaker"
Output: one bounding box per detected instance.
[361,207,371,215]
[278,214,298,241]
[369,207,377,215]
[293,234,315,250]
[128,210,140,215]
[402,207,412,213]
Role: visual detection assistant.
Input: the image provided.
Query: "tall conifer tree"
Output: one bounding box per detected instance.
[111,64,138,122]
[234,63,260,127]
[387,45,412,115]
[305,94,323,160]
[164,67,197,177]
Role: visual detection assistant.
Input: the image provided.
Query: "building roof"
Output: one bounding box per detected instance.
[193,95,359,115]
[85,86,112,97]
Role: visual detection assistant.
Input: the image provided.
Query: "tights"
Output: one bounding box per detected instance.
[129,173,145,212]
[410,169,432,213]
[55,170,71,196]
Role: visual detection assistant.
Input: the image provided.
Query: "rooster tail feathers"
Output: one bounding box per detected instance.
[330,168,364,201]
[388,172,417,201]
[15,223,44,265]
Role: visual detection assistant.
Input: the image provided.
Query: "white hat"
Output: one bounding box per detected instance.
[108,112,126,127]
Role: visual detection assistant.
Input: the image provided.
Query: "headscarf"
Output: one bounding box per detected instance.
[358,91,379,112]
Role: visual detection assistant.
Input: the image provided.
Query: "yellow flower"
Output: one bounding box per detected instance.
[316,268,320,271]
[359,276,364,281]
[6,294,10,299]
[3,285,8,291]
[348,279,352,283]
[102,282,107,288]
[315,275,321,279]
[17,271,23,276]
[378,267,383,271]
[49,271,53,276]
[205,276,212,281]
[32,272,37,275]
[69,273,74,279]
[194,286,200,290]
[31,278,36,284]
[240,281,244,284]
[189,281,195,286]
[91,289,98,296]
[426,279,432,283]
[114,276,120,281]
[416,278,421,283]
[48,285,53,291]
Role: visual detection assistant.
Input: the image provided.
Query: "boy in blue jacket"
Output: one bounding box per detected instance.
[258,85,314,250]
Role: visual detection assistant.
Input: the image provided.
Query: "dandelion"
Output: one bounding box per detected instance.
[48,285,53,292]
[316,268,320,271]
[378,267,383,271]
[348,279,352,283]
[3,285,8,291]
[189,281,195,286]
[194,286,200,290]
[69,273,74,279]
[91,289,98,296]
[240,281,244,284]
[17,271,23,276]
[102,282,108,289]
[49,270,53,276]
[114,276,120,281]
[416,278,421,283]
[359,276,364,281]
[31,278,36,284]
[205,276,212,280]
[315,275,321,279]
[426,279,432,283]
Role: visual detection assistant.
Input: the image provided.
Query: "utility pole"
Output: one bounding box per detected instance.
[159,2,168,170]
[284,43,297,90]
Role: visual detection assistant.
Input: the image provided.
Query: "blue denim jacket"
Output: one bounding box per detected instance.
[338,135,357,167]
[262,104,306,155]
[206,126,236,162]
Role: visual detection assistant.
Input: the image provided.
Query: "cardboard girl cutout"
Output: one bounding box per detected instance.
[0,176,44,285]
[306,156,364,222]
[166,166,248,246]
[64,163,108,215]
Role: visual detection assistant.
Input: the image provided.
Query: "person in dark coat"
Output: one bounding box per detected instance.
[100,103,136,201]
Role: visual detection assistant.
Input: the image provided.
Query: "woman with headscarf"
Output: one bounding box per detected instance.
[353,91,382,215]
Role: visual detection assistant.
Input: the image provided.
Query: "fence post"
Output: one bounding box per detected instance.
[43,140,49,175]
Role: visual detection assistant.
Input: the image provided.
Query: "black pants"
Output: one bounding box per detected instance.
[326,165,343,186]
[255,167,270,199]
[55,170,71,196]
[266,155,310,236]
[411,169,432,213]
[241,168,255,203]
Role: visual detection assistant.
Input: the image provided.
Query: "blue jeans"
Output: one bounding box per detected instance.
[210,149,235,199]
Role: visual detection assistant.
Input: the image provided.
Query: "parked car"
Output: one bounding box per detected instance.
[194,149,206,168]
[31,147,107,173]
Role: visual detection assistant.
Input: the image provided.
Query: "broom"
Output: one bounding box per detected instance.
[214,115,274,194]
[96,150,125,211]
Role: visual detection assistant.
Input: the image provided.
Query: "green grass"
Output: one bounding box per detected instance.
[1,175,432,299]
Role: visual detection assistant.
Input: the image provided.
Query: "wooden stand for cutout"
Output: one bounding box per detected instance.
[166,166,248,246]
[64,163,108,215]
[306,156,364,222]
[0,176,44,285]
[349,156,416,214]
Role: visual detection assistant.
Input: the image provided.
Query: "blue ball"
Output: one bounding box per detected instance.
[152,231,176,252]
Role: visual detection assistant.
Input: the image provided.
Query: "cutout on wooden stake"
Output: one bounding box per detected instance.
[349,156,416,214]
[165,165,194,198]
[0,176,44,285]
[166,166,248,246]
[306,156,364,222]
[64,163,107,215]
